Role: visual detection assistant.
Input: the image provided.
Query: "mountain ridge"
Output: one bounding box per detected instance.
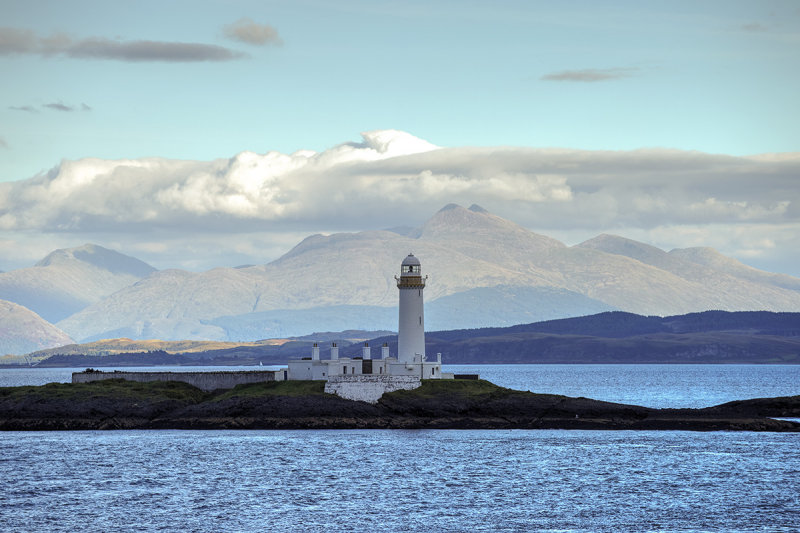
[0,244,156,323]
[2,205,800,343]
[57,205,800,341]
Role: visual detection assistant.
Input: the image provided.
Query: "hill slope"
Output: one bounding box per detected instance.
[420,310,800,364]
[0,244,156,323]
[51,205,800,341]
[0,299,74,356]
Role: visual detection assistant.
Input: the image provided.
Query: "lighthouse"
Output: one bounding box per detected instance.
[396,253,427,363]
[287,251,449,401]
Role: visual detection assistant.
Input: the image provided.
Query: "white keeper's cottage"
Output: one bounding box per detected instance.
[287,254,451,402]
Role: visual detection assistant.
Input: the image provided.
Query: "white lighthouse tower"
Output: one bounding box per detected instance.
[287,251,448,401]
[396,253,427,363]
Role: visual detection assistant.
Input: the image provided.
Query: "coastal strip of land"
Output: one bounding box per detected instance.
[1,379,798,432]
[9,311,800,368]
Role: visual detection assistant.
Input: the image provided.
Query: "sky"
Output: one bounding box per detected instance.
[1,0,799,276]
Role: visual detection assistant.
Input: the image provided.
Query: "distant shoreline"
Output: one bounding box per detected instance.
[4,361,800,369]
[8,310,799,367]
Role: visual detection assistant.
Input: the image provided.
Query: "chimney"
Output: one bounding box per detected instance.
[331,342,339,360]
[312,343,320,361]
[362,342,371,360]
[437,352,442,363]
[382,343,389,359]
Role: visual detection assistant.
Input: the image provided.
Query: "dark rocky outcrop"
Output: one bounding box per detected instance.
[1,379,798,432]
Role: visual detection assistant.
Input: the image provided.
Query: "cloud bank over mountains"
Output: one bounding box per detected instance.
[0,130,798,274]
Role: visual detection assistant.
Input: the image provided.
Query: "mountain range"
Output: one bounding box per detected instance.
[2,204,800,352]
[0,244,155,324]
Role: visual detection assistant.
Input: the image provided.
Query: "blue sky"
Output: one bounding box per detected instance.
[0,0,799,276]
[2,0,798,181]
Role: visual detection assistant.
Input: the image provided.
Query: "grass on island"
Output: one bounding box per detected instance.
[1,377,536,405]
[213,379,532,402]
[386,378,520,400]
[208,380,328,401]
[0,379,331,406]
[0,378,208,403]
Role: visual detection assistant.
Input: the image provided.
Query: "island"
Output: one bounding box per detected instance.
[1,378,798,432]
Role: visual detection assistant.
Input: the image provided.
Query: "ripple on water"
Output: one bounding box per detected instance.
[0,430,798,532]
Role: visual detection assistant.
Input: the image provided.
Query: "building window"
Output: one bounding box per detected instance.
[432,368,435,375]
[343,367,347,374]
[379,367,383,374]
[322,372,326,377]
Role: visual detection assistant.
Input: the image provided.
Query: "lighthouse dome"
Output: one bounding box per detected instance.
[400,253,422,276]
[402,254,420,266]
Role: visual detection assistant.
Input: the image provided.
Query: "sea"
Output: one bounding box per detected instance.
[1,364,798,532]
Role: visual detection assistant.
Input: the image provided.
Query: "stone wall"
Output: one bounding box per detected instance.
[72,370,281,391]
[325,374,421,403]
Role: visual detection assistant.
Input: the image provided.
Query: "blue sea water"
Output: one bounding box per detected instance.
[1,365,799,531]
[0,430,798,532]
[446,364,800,408]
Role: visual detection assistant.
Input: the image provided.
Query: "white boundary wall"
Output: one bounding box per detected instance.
[325,375,421,403]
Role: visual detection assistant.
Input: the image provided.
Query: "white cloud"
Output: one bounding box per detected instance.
[1,130,798,274]
[686,198,790,221]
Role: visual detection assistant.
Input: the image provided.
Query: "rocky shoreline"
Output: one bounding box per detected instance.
[1,379,798,432]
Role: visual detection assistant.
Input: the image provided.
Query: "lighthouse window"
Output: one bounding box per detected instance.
[419,316,422,325]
